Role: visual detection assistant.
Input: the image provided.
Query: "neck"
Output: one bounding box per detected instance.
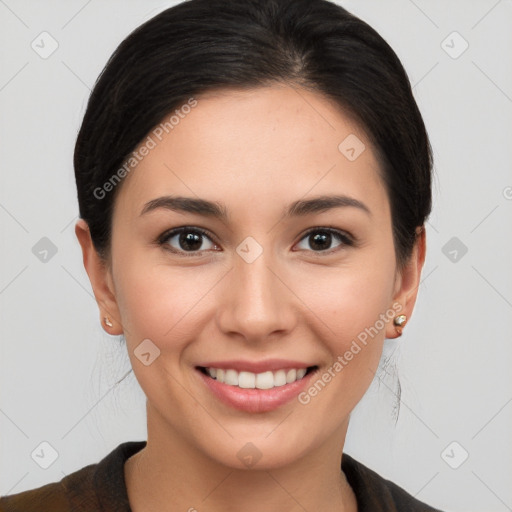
[125,407,358,512]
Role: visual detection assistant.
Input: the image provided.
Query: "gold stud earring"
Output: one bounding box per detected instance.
[393,314,407,336]
[104,317,113,327]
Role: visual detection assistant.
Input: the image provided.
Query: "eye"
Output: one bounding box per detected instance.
[157,226,354,256]
[295,228,354,253]
[158,227,219,255]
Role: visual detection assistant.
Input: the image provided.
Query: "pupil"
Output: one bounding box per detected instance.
[180,232,202,251]
[310,232,331,251]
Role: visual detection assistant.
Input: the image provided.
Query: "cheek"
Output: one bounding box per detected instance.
[294,263,396,418]
[113,255,219,352]
[306,259,396,342]
[113,260,219,413]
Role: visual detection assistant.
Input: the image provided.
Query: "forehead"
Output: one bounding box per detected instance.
[114,85,388,222]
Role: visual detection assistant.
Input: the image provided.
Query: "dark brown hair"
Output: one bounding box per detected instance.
[74,0,433,269]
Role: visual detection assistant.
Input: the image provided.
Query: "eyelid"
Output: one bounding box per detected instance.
[295,226,355,252]
[158,225,216,243]
[299,226,354,243]
[157,226,220,255]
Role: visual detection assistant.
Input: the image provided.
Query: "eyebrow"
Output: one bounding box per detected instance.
[140,194,371,220]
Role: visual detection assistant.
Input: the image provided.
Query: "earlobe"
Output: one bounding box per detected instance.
[74,219,123,335]
[386,226,427,339]
[392,314,407,336]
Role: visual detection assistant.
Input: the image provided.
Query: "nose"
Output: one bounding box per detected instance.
[216,247,297,344]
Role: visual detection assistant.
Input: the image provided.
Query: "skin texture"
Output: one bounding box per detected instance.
[76,85,426,512]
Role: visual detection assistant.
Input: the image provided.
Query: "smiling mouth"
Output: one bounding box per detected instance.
[197,365,318,390]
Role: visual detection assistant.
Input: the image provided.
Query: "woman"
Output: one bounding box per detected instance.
[0,0,444,510]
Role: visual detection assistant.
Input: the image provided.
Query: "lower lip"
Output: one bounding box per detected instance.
[196,368,316,413]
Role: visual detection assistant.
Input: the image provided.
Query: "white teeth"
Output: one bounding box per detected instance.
[256,371,274,390]
[274,369,287,386]
[238,371,255,389]
[224,369,238,386]
[286,369,296,383]
[296,368,307,379]
[204,367,310,388]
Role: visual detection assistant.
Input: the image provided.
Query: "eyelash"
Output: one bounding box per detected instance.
[157,225,356,257]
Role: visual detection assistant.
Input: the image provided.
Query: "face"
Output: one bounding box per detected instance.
[78,85,424,470]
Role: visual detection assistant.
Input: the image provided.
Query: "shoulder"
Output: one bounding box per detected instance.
[342,453,445,512]
[0,464,96,512]
[0,441,145,512]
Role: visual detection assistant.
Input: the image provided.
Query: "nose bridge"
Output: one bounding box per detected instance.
[216,243,294,341]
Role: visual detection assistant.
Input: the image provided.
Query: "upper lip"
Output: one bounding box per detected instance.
[197,359,315,373]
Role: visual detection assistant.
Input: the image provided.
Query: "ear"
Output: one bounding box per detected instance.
[385,226,427,339]
[75,219,123,335]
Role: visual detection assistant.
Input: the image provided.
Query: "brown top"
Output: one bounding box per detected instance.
[0,441,443,511]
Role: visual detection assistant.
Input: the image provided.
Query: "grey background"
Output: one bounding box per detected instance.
[1,1,511,511]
